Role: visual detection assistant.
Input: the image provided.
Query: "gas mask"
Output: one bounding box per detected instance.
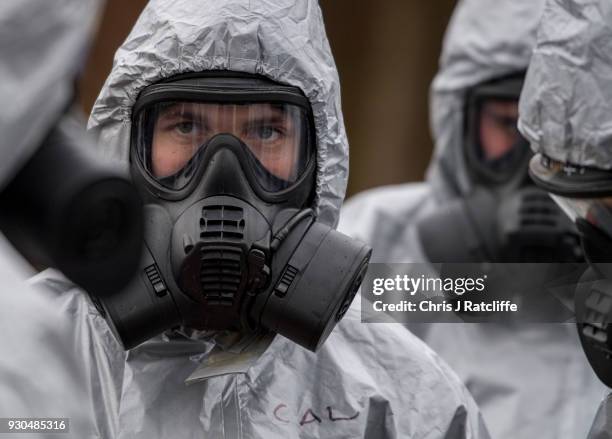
[573,228,612,387]
[91,73,371,352]
[418,74,582,263]
[529,154,612,387]
[0,108,144,295]
[552,183,612,388]
[574,270,612,387]
[570,217,612,387]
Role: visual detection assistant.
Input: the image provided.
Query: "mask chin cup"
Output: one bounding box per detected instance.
[0,113,143,296]
[252,220,372,352]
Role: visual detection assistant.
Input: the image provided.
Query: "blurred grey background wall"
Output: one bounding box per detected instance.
[79,1,456,197]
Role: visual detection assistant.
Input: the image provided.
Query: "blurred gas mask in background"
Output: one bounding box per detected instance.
[418,74,582,263]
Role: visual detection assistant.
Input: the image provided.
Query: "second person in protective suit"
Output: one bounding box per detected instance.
[31,1,490,438]
[340,0,606,438]
[518,0,612,436]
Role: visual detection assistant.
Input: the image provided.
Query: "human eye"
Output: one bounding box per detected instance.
[156,107,203,135]
[172,118,206,136]
[161,116,209,147]
[248,123,286,143]
[499,116,518,132]
[173,120,195,135]
[259,125,282,141]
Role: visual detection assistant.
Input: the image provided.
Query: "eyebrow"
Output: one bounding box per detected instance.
[158,108,199,122]
[246,115,289,125]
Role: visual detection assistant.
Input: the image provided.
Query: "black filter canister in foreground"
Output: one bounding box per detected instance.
[0,114,143,296]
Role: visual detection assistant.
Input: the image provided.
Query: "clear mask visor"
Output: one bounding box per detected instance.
[473,98,529,175]
[133,101,312,192]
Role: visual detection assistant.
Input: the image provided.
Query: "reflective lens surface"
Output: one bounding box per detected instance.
[133,101,312,192]
[478,100,523,161]
[465,73,530,184]
[472,98,529,177]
